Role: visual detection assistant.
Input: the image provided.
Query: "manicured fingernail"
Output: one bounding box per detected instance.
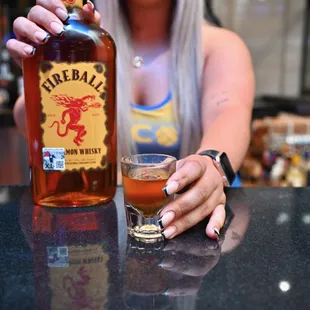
[50,21,65,35]
[159,258,175,269]
[163,242,176,251]
[24,46,36,55]
[42,34,51,43]
[162,181,178,197]
[87,0,95,13]
[158,211,175,229]
[214,228,220,238]
[55,8,69,22]
[57,30,65,36]
[162,226,177,240]
[34,31,51,43]
[34,31,49,43]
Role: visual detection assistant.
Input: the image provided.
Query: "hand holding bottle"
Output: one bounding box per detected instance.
[6,0,101,67]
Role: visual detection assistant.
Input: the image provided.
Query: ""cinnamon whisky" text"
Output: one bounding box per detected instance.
[65,148,102,155]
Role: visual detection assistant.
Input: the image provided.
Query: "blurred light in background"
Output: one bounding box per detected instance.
[279,281,291,292]
[302,213,310,225]
[276,212,290,225]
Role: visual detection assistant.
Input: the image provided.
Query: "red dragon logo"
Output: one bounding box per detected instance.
[49,95,101,146]
[63,267,101,309]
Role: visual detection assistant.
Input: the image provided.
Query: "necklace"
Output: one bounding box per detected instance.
[132,56,144,69]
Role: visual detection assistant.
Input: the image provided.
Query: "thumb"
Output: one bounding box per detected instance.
[82,1,101,26]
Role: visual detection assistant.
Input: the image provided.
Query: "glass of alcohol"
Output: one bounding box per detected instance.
[121,154,177,243]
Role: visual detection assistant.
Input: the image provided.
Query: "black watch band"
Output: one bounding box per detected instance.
[198,150,236,187]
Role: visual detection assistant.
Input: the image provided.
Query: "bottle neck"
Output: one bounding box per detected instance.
[67,7,83,20]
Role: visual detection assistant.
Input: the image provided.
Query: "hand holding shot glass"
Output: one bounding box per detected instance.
[121,154,177,243]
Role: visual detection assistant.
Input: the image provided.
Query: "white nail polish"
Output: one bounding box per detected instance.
[162,226,177,239]
[55,8,68,22]
[23,46,35,55]
[164,181,179,196]
[87,0,95,13]
[34,32,50,43]
[159,211,175,228]
[50,21,65,35]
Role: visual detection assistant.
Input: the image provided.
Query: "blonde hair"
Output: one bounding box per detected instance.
[96,0,205,159]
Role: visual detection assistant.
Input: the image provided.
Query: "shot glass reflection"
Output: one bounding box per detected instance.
[122,233,221,309]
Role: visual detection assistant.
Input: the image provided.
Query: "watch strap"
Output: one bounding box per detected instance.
[198,150,219,160]
[198,150,235,186]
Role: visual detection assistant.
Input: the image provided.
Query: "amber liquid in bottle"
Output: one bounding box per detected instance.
[23,1,117,207]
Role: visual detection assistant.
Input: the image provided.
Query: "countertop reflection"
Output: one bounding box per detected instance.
[1,186,310,310]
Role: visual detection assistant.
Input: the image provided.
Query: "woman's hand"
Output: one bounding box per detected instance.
[159,155,226,239]
[161,235,220,296]
[6,0,101,67]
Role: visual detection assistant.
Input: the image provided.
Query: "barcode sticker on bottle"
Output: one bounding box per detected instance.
[47,246,69,268]
[42,148,65,171]
[58,247,68,257]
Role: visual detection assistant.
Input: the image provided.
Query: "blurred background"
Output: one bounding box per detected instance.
[1,0,310,187]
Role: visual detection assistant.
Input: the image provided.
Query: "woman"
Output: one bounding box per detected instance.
[6,0,255,240]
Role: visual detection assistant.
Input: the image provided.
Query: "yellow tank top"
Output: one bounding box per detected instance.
[131,92,181,159]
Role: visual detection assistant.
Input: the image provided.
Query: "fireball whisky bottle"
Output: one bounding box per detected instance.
[23,0,117,207]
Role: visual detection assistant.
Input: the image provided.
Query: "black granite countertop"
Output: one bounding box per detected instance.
[0,186,309,310]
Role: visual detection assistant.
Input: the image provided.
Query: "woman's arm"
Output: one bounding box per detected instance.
[198,26,255,172]
[159,27,254,240]
[14,94,28,139]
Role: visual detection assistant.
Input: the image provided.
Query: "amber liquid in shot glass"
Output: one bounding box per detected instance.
[121,154,176,243]
[123,168,170,217]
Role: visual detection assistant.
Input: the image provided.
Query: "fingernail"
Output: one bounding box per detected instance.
[57,29,65,36]
[214,228,220,239]
[55,8,69,22]
[42,34,51,43]
[158,211,175,229]
[162,181,178,197]
[162,226,177,240]
[50,21,65,35]
[63,15,70,23]
[24,46,36,55]
[34,32,50,43]
[163,242,176,251]
[159,258,175,269]
[87,0,95,13]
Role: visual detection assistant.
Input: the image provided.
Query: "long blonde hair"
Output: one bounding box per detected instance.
[96,0,205,159]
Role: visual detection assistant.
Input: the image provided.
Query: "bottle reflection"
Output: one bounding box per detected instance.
[122,228,221,310]
[20,190,120,310]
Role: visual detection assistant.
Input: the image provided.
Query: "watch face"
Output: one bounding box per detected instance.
[220,153,235,185]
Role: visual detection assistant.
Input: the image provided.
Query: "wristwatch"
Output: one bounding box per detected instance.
[198,150,235,187]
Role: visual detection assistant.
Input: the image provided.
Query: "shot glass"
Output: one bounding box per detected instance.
[121,154,177,243]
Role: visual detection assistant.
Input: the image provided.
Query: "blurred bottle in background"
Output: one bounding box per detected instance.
[0,5,17,114]
[0,0,35,118]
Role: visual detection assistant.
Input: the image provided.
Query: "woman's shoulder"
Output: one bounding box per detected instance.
[202,23,250,58]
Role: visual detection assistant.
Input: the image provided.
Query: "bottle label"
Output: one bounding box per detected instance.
[62,0,85,9]
[47,245,109,309]
[39,62,108,172]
